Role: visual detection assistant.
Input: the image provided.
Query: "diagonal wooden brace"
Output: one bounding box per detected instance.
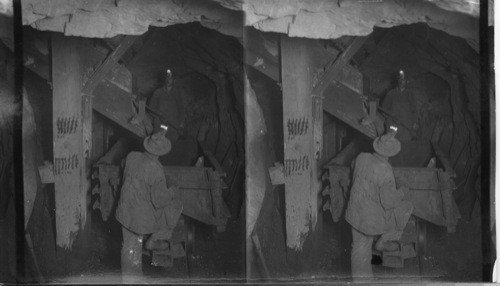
[82,36,137,95]
[312,36,368,97]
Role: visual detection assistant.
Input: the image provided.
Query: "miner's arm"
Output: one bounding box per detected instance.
[379,170,404,210]
[150,169,179,209]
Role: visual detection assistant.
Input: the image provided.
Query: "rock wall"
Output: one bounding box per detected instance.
[246,67,287,276]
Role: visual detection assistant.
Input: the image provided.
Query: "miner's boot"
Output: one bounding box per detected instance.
[145,237,170,251]
[375,239,399,252]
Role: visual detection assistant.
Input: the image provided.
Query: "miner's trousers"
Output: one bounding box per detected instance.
[350,200,413,281]
[351,227,405,279]
[121,226,144,283]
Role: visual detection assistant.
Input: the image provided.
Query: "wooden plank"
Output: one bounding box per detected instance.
[82,35,137,95]
[92,81,148,137]
[393,167,441,190]
[336,64,363,94]
[323,81,378,138]
[175,188,218,226]
[312,36,368,97]
[51,34,86,249]
[176,180,222,190]
[77,39,149,139]
[281,36,321,251]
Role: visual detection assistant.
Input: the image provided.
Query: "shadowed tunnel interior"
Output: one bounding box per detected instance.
[0,22,246,282]
[245,23,489,281]
[0,0,494,283]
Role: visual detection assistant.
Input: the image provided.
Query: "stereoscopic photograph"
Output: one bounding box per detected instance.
[0,0,494,284]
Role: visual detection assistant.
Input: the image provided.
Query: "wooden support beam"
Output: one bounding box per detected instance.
[312,36,368,97]
[82,35,137,95]
[245,36,380,141]
[281,36,322,252]
[322,80,380,138]
[78,39,148,138]
[92,80,149,137]
[51,34,86,249]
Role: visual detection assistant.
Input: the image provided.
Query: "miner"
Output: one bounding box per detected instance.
[382,70,419,141]
[345,127,413,280]
[148,69,185,140]
[115,128,183,280]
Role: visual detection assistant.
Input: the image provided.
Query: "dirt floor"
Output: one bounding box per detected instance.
[298,203,484,283]
[67,202,480,284]
[0,194,484,284]
[39,210,245,284]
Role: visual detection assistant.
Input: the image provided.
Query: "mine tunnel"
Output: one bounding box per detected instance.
[245,16,491,284]
[0,18,246,282]
[0,0,494,284]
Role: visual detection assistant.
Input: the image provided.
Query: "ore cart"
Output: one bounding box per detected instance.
[322,142,460,270]
[92,151,230,269]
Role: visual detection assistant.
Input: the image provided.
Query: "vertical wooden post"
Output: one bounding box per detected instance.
[52,34,86,249]
[281,36,322,254]
[81,77,93,251]
[311,90,323,264]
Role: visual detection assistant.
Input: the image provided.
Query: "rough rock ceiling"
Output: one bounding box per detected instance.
[21,0,243,39]
[15,0,487,44]
[425,0,479,17]
[244,0,482,45]
[0,0,12,15]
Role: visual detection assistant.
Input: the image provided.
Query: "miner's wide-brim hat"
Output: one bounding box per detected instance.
[373,133,401,157]
[144,131,171,156]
